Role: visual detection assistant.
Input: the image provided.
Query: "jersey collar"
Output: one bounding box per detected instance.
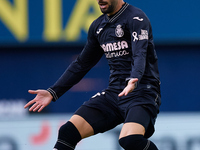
[106,3,129,23]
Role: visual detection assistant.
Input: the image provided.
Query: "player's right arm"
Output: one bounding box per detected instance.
[47,21,103,101]
[24,90,53,112]
[24,20,103,112]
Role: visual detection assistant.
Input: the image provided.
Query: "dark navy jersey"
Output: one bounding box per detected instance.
[47,3,161,101]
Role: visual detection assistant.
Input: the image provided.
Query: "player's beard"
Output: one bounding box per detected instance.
[98,0,118,15]
[100,4,115,14]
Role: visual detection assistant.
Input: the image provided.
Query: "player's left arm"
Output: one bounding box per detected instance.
[119,12,150,97]
[118,78,138,96]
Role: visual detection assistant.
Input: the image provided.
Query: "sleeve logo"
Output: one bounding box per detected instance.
[132,29,148,42]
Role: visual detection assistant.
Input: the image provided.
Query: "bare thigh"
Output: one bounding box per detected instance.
[69,114,94,139]
[119,122,145,139]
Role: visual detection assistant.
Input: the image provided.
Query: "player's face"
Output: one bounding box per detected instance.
[97,0,120,16]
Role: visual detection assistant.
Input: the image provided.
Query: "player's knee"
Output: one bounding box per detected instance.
[54,121,82,150]
[119,134,158,150]
[119,134,144,150]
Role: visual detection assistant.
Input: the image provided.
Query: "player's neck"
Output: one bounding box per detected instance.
[107,1,125,16]
[107,2,126,18]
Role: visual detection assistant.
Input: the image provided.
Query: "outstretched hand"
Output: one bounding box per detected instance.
[118,78,138,97]
[24,90,53,112]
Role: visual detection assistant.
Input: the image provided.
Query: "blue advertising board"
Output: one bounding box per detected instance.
[0,0,200,46]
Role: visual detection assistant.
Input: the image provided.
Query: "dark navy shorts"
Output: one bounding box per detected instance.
[75,88,160,138]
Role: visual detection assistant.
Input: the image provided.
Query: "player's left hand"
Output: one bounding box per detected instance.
[118,78,138,97]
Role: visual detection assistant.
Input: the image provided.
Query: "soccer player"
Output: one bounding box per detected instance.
[24,0,161,149]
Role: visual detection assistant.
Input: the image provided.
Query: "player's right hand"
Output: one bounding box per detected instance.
[24,89,53,112]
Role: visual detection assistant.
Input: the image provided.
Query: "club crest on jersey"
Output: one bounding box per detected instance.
[115,25,124,37]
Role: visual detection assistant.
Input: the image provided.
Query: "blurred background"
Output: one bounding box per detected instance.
[0,0,200,149]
